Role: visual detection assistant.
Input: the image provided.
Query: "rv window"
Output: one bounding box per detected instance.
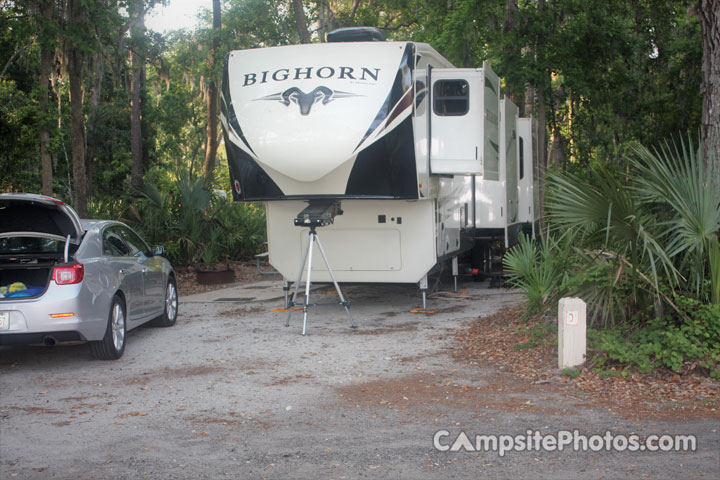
[519,137,525,179]
[433,80,469,116]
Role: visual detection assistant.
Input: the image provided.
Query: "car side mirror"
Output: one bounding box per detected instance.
[151,245,165,256]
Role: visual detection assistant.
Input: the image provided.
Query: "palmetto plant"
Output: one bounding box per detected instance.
[502,231,576,315]
[547,165,671,324]
[711,239,720,306]
[544,135,720,326]
[86,197,131,222]
[130,181,172,249]
[211,198,266,257]
[173,174,214,264]
[630,138,720,304]
[131,175,267,266]
[548,164,676,288]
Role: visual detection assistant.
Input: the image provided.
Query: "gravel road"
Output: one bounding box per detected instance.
[1,280,718,479]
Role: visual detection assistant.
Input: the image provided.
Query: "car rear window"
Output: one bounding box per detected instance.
[0,237,66,255]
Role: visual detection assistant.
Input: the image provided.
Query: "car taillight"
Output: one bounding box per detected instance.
[52,264,84,285]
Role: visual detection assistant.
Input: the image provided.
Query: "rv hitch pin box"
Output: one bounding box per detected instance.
[294,200,344,228]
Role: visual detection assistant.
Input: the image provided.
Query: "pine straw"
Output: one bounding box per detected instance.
[453,306,720,420]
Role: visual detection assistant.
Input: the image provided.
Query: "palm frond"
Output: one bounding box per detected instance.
[630,136,720,300]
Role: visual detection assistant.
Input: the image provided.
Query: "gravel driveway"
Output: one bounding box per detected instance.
[1,280,718,479]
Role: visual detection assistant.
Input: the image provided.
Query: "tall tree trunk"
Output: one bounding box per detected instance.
[129,0,145,190]
[38,0,55,196]
[86,51,105,195]
[317,0,339,41]
[503,0,521,113]
[549,125,566,171]
[699,0,719,179]
[504,0,517,33]
[292,0,311,44]
[202,0,221,187]
[67,46,87,216]
[548,83,566,169]
[535,0,548,230]
[318,0,326,41]
[65,0,87,215]
[568,88,574,163]
[350,0,362,20]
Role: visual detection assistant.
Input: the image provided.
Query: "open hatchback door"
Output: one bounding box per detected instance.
[0,193,84,246]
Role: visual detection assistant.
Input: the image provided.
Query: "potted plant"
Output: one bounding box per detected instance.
[195,225,235,285]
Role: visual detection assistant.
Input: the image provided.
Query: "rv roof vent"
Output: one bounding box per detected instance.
[327,27,386,43]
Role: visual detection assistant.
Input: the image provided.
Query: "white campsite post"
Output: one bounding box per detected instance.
[558,297,587,369]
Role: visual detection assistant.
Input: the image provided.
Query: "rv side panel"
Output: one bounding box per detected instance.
[266,200,436,283]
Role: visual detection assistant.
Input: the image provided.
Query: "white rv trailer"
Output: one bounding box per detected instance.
[220,28,539,299]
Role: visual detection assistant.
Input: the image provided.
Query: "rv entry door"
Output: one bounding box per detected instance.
[429,69,483,174]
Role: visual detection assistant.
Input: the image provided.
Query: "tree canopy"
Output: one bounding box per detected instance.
[0,0,711,199]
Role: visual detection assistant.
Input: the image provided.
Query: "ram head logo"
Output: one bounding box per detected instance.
[255,87,362,115]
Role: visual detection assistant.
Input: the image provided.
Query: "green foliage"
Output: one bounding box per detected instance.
[630,138,720,302]
[541,134,720,328]
[590,297,720,372]
[1,0,704,202]
[548,164,677,293]
[502,232,576,315]
[211,197,267,259]
[509,133,718,373]
[568,250,645,328]
[135,176,209,264]
[513,321,557,350]
[561,368,581,378]
[86,196,131,221]
[87,94,134,197]
[513,342,537,351]
[710,238,720,306]
[0,80,38,192]
[222,0,295,48]
[593,368,627,378]
[401,0,703,165]
[533,0,700,166]
[129,176,266,266]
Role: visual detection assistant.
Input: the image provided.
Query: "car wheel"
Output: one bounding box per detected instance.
[151,277,178,327]
[91,294,126,360]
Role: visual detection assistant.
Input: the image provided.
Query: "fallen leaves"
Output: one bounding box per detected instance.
[175,260,272,296]
[453,306,720,420]
[118,411,148,418]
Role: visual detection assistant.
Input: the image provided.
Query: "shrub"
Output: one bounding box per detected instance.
[590,296,720,373]
[545,135,720,323]
[502,232,576,316]
[128,176,266,266]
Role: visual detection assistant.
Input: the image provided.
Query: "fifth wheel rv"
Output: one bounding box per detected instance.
[220,28,539,310]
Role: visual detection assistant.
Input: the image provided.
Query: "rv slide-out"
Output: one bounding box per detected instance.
[220,29,539,286]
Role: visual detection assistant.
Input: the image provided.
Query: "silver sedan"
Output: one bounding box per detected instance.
[0,193,178,360]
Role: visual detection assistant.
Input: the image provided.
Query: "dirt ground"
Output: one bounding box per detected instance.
[1,271,718,479]
[174,260,270,297]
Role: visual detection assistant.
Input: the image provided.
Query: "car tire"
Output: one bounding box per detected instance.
[91,294,126,360]
[151,276,178,328]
